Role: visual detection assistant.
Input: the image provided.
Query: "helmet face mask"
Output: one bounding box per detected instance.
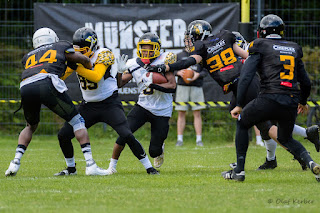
[32,27,59,49]
[186,20,212,47]
[137,32,161,64]
[73,27,98,57]
[258,14,285,38]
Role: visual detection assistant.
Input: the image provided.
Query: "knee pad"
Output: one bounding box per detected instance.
[68,114,86,132]
[255,121,272,140]
[149,145,162,158]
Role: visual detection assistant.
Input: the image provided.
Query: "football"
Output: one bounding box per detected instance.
[146,72,168,84]
[182,68,194,84]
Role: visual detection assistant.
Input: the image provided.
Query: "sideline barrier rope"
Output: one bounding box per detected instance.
[2,99,320,107]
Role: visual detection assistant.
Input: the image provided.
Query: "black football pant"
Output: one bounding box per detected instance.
[21,78,78,125]
[116,104,170,158]
[234,96,312,172]
[58,93,146,160]
[229,76,272,140]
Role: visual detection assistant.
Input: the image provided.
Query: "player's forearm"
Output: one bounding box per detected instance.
[236,54,261,107]
[76,64,107,83]
[168,57,197,72]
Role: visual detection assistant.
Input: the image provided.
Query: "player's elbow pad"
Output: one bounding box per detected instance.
[168,57,197,72]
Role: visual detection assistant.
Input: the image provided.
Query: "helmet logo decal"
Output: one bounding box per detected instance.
[85,35,97,45]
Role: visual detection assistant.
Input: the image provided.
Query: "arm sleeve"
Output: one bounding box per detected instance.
[75,63,107,83]
[296,59,311,105]
[168,57,197,72]
[236,54,261,107]
[149,84,176,93]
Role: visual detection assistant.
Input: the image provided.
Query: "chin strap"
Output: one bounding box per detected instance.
[141,59,151,64]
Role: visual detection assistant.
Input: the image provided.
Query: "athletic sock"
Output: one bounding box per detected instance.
[196,135,202,142]
[14,144,26,163]
[256,135,262,143]
[235,154,246,173]
[177,135,183,142]
[81,143,95,166]
[109,158,118,169]
[300,151,313,168]
[140,157,153,169]
[264,139,277,161]
[293,124,307,137]
[65,157,76,168]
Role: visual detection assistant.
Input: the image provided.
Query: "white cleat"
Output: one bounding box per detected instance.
[154,153,164,168]
[86,163,109,176]
[106,167,117,175]
[5,160,20,177]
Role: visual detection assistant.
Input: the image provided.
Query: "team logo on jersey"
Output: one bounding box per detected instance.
[207,39,226,54]
[273,45,295,52]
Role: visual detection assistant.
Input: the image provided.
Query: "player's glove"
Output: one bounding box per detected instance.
[147,64,167,73]
[116,54,129,74]
[142,72,153,87]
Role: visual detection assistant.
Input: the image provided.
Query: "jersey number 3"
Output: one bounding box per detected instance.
[280,55,294,80]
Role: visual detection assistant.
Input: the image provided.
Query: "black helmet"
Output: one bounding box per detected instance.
[136,32,161,60]
[232,31,247,49]
[186,20,212,43]
[73,27,98,57]
[258,14,285,38]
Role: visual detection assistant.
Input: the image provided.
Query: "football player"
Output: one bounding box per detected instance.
[231,32,319,171]
[106,32,176,172]
[55,27,159,176]
[224,14,320,181]
[5,27,107,176]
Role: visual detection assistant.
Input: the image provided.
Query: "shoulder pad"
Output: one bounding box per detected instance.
[95,50,115,66]
[164,52,177,65]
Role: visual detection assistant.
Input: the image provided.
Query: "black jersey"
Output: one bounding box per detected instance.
[191,29,242,87]
[21,41,74,81]
[248,38,304,96]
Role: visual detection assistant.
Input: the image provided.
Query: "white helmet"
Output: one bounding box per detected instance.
[32,27,59,49]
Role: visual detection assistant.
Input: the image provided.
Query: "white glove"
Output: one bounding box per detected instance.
[116,54,128,74]
[142,72,153,87]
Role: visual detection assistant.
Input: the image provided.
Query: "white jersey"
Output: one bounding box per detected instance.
[77,48,117,102]
[127,52,173,117]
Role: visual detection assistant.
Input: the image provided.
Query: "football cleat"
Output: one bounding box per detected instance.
[86,162,109,176]
[257,157,277,170]
[306,125,320,152]
[229,162,237,169]
[221,170,245,181]
[154,153,164,168]
[147,167,160,175]
[5,160,20,177]
[175,140,183,147]
[196,141,204,147]
[310,161,320,175]
[315,174,320,182]
[54,167,77,176]
[106,167,117,175]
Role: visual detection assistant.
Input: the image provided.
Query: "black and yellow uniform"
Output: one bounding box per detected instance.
[234,37,313,173]
[20,41,78,125]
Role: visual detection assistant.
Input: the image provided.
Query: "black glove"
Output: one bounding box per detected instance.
[67,61,78,70]
[147,64,167,73]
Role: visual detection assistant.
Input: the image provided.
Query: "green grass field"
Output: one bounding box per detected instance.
[0,134,320,213]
